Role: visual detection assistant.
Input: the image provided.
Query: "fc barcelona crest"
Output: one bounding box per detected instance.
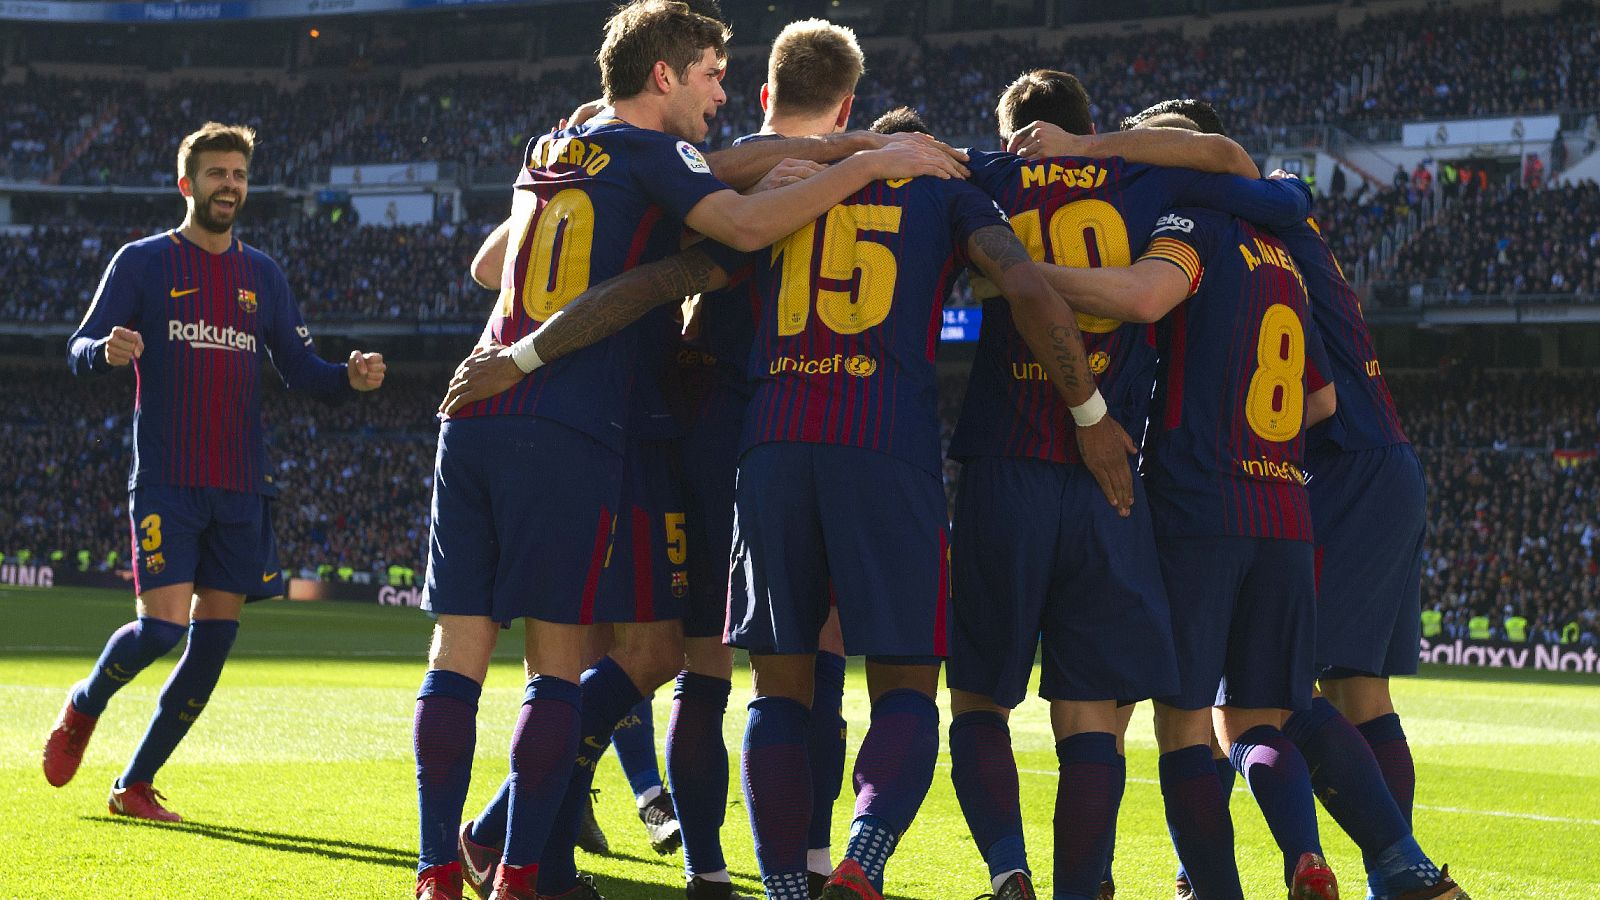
[144,552,166,574]
[671,570,689,599]
[237,289,258,313]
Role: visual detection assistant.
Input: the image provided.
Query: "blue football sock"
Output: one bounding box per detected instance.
[847,689,939,890]
[1358,713,1416,825]
[949,710,1028,883]
[1160,744,1244,900]
[469,777,511,848]
[414,669,481,871]
[761,871,813,900]
[504,677,581,868]
[1054,732,1124,899]
[807,652,847,856]
[613,693,663,800]
[667,671,733,878]
[743,695,813,884]
[1286,698,1420,878]
[1176,753,1236,885]
[119,619,237,787]
[1230,724,1322,887]
[73,617,185,718]
[536,656,643,894]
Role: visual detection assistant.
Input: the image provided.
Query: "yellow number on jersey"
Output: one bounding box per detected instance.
[1244,303,1306,442]
[138,514,162,552]
[663,513,687,566]
[502,188,596,323]
[773,204,903,336]
[1009,199,1131,334]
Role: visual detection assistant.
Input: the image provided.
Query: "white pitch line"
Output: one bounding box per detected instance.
[938,761,1600,828]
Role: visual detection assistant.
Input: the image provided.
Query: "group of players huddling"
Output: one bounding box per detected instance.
[39,2,1474,899]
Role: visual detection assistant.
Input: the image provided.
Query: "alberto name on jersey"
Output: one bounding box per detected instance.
[1139,207,1327,542]
[67,230,350,495]
[448,117,729,451]
[739,175,1008,476]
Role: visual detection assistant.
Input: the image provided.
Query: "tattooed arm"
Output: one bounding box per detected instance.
[965,224,1139,514]
[439,248,730,414]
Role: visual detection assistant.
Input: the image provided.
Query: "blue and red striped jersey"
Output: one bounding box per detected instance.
[950,151,1313,465]
[1277,217,1409,453]
[1138,208,1319,541]
[737,176,1006,475]
[68,229,350,495]
[449,117,729,451]
[676,133,779,422]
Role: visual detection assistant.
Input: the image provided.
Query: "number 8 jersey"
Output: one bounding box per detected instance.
[1138,207,1331,542]
[449,118,729,451]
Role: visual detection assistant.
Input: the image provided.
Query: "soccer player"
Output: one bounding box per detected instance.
[409,3,967,898]
[1126,99,1468,900]
[1033,120,1340,897]
[945,71,1316,900]
[43,122,386,822]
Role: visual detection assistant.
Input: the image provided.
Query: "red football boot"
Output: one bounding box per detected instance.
[1289,852,1340,900]
[42,694,98,787]
[486,863,540,900]
[417,862,464,900]
[108,781,182,823]
[816,859,883,900]
[458,822,501,899]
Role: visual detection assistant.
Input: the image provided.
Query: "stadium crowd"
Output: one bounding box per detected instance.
[2,364,1596,647]
[3,3,1598,184]
[1385,180,1600,302]
[0,219,493,322]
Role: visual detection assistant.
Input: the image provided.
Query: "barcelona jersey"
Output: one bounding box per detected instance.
[449,117,729,451]
[736,176,1007,476]
[1138,208,1325,541]
[951,151,1314,465]
[67,230,350,495]
[1277,217,1409,454]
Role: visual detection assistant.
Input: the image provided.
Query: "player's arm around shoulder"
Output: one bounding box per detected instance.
[439,246,734,415]
[682,137,969,252]
[1034,258,1192,324]
[68,241,153,375]
[1008,120,1258,178]
[966,223,1139,514]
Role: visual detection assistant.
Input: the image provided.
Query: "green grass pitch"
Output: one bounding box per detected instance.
[2,587,1598,898]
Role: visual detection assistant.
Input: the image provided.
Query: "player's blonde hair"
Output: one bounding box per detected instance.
[767,19,864,115]
[176,121,256,182]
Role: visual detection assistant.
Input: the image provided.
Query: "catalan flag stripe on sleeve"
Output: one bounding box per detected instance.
[1141,237,1204,296]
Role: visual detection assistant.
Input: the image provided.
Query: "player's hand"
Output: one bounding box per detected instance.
[856,138,969,181]
[558,98,608,131]
[347,351,386,391]
[1075,415,1140,517]
[103,326,144,367]
[1268,168,1298,180]
[1006,121,1089,160]
[439,342,525,415]
[850,129,969,163]
[748,158,827,194]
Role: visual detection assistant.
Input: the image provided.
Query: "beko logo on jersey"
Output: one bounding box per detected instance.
[168,319,257,353]
[1153,213,1195,235]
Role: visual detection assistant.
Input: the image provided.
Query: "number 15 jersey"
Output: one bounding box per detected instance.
[1138,207,1330,541]
[738,176,1007,476]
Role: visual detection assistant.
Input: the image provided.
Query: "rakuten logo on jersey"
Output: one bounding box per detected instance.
[168,319,258,353]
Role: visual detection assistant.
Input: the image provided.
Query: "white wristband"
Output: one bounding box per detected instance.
[1070,388,1108,427]
[509,334,545,374]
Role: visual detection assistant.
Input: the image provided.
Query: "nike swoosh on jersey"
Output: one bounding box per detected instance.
[170,288,200,298]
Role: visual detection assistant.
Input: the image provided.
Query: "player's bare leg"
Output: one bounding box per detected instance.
[1152,703,1244,900]
[1215,707,1334,897]
[415,615,498,899]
